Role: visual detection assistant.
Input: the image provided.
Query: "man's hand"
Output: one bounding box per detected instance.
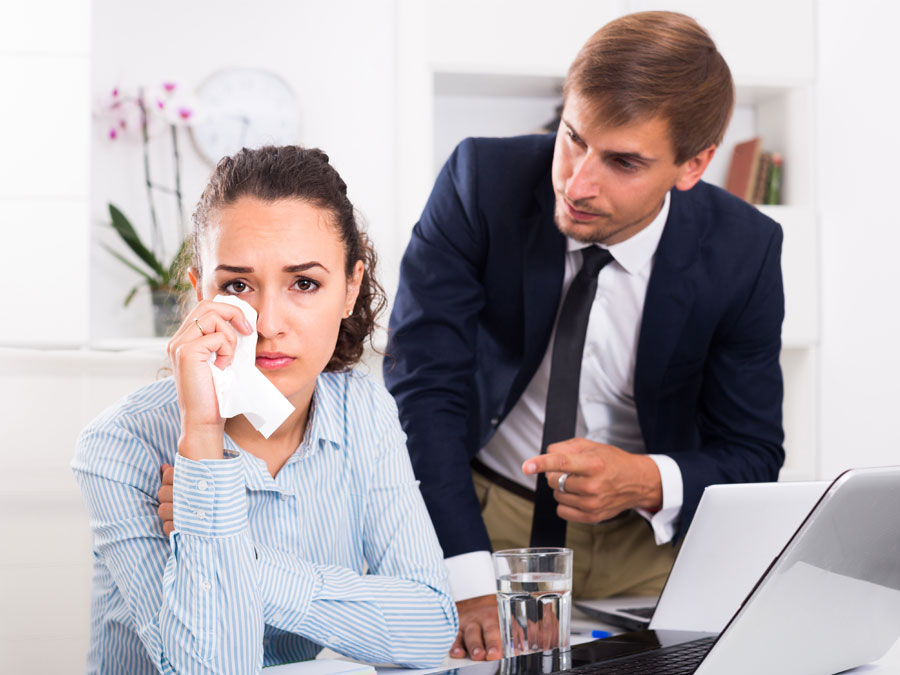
[158,464,174,537]
[522,438,662,522]
[450,594,502,661]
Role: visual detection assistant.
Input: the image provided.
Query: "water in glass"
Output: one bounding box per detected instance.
[497,571,571,656]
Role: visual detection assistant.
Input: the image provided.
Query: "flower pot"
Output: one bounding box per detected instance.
[151,288,182,337]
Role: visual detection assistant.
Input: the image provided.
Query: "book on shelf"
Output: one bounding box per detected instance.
[764,153,783,205]
[751,151,772,205]
[725,137,763,202]
[724,137,783,206]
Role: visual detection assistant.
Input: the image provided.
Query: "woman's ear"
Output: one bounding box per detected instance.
[345,260,364,317]
[188,267,203,302]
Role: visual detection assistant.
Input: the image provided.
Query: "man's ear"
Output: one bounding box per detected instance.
[674,145,717,191]
[188,267,203,302]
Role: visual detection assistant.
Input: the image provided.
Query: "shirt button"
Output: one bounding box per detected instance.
[326,636,339,645]
[280,493,291,501]
[194,510,207,520]
[200,578,211,592]
[197,480,208,491]
[490,416,500,427]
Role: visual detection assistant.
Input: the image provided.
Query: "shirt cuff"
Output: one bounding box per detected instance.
[173,453,247,537]
[444,551,496,601]
[636,454,683,545]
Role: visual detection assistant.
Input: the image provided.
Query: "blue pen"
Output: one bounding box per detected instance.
[572,629,613,639]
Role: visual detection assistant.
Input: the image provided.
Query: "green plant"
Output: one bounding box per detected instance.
[103,203,191,306]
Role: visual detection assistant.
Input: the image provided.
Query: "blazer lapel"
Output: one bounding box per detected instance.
[634,189,702,449]
[510,171,566,410]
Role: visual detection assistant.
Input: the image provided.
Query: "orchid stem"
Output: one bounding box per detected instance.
[138,91,162,260]
[148,183,179,196]
[171,124,185,242]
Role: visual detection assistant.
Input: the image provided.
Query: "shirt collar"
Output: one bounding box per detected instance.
[303,374,344,449]
[566,190,670,275]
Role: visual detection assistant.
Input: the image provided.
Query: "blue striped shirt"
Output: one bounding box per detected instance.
[73,370,458,674]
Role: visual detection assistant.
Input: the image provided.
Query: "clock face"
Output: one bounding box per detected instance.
[191,68,300,164]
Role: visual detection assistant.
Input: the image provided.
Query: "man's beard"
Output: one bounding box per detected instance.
[554,203,614,244]
[553,196,665,245]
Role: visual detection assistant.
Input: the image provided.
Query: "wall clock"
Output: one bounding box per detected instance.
[191,68,300,164]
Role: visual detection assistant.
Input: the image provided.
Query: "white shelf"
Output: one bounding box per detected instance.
[757,206,819,350]
[89,337,169,353]
[434,71,808,106]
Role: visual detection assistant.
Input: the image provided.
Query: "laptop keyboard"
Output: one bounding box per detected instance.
[568,636,716,674]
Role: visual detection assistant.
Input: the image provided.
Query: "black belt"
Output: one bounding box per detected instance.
[471,457,536,502]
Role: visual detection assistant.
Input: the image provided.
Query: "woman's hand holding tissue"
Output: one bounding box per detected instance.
[166,300,254,460]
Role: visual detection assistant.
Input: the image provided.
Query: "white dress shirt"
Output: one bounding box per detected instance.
[448,193,684,601]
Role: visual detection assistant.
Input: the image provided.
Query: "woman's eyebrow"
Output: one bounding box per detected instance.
[214,264,253,273]
[213,262,330,274]
[284,262,329,274]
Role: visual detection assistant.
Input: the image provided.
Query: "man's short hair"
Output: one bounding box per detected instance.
[564,11,734,165]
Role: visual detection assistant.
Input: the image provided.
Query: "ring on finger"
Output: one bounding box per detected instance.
[194,318,206,336]
[558,472,570,494]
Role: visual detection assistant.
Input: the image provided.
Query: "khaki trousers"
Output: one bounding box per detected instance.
[473,471,679,598]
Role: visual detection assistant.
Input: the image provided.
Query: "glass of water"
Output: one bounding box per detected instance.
[492,547,573,658]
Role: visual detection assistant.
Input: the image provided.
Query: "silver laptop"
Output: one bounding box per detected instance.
[576,479,829,633]
[435,466,900,674]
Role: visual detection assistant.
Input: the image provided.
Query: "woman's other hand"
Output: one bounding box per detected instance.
[167,300,253,459]
[157,463,175,537]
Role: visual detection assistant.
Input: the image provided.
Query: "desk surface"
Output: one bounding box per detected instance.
[266,611,900,674]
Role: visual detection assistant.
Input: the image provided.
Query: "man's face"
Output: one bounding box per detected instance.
[551,91,703,245]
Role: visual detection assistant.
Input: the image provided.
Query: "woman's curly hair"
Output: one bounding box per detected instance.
[190,145,386,371]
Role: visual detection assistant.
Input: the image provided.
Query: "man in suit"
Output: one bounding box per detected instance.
[385,11,784,661]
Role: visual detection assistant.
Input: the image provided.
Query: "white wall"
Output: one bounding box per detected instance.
[0,1,91,347]
[0,348,165,672]
[817,0,900,477]
[90,0,399,341]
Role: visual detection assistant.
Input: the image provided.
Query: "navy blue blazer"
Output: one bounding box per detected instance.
[385,134,785,559]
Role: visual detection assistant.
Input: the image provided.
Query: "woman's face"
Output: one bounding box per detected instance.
[193,196,363,407]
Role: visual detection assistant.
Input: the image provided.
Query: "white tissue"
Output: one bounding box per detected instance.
[207,295,295,439]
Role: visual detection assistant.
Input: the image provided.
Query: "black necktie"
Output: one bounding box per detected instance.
[530,246,614,547]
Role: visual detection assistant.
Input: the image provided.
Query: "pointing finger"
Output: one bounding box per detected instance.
[522,452,576,476]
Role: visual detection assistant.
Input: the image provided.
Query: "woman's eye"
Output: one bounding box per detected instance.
[294,278,320,292]
[223,280,248,294]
